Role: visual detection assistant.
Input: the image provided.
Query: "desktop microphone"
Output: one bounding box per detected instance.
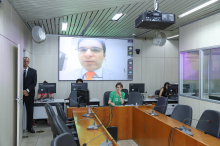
[179,118,211,136]
[82,132,113,146]
[146,105,168,116]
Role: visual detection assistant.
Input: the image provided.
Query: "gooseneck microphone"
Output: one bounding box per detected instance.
[82,132,113,146]
[179,118,211,136]
[146,105,168,116]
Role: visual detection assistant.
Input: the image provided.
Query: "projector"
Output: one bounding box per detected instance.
[135,11,175,30]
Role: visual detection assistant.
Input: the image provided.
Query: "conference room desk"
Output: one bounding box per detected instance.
[67,106,220,146]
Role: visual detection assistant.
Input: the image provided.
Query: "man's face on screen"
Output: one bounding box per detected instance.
[78,40,106,72]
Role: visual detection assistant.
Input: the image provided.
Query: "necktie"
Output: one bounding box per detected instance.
[86,72,95,80]
[23,70,26,79]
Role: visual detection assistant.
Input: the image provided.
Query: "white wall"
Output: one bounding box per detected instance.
[32,36,178,105]
[179,12,220,127]
[0,0,32,146]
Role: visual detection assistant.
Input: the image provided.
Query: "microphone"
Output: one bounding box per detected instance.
[179,118,211,136]
[69,98,93,117]
[82,132,113,146]
[146,104,168,116]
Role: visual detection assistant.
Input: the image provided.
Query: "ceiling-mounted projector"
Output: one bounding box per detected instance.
[135,0,175,30]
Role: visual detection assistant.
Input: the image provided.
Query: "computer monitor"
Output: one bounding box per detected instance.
[38,83,56,93]
[129,83,145,93]
[168,84,178,95]
[71,83,88,91]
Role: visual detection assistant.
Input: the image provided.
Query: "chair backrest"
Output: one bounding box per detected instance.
[155,89,160,95]
[154,97,168,114]
[44,103,60,136]
[103,91,112,106]
[128,92,143,105]
[55,115,72,135]
[122,89,129,99]
[56,103,68,123]
[170,105,192,126]
[51,133,77,146]
[196,110,220,138]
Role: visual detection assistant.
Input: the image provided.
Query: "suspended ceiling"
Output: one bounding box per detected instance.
[8,0,220,39]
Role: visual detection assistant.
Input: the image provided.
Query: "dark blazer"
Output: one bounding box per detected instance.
[24,67,37,96]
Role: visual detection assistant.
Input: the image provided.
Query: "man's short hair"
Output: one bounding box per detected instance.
[76,78,83,83]
[23,57,30,61]
[115,82,123,88]
[78,38,106,55]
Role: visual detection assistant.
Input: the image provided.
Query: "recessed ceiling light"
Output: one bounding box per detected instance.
[167,35,179,39]
[111,13,124,21]
[178,0,218,18]
[62,22,68,31]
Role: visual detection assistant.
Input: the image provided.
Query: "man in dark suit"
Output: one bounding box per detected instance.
[23,57,37,133]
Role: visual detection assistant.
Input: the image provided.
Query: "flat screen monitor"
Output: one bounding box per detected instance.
[168,84,178,94]
[59,37,134,81]
[38,83,56,93]
[129,83,145,93]
[71,83,88,91]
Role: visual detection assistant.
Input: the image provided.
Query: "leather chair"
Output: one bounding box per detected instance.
[122,89,129,99]
[103,91,112,106]
[53,115,79,141]
[170,105,192,126]
[196,110,220,138]
[128,92,143,105]
[154,97,168,114]
[56,103,74,124]
[155,89,160,95]
[44,103,61,138]
[51,133,77,146]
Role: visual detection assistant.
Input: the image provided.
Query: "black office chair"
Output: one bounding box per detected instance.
[103,91,112,106]
[128,92,143,105]
[51,133,77,146]
[154,97,168,114]
[170,105,192,126]
[53,115,79,141]
[155,89,160,95]
[56,103,74,124]
[44,103,61,138]
[122,89,129,99]
[196,110,220,138]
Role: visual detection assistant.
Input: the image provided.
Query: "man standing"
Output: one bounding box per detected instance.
[23,57,37,133]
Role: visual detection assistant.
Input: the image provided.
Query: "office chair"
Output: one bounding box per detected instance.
[44,103,61,138]
[56,103,74,124]
[154,89,160,95]
[196,110,220,138]
[103,91,112,106]
[128,92,143,105]
[53,115,79,141]
[154,97,168,114]
[170,105,192,126]
[51,133,77,146]
[122,89,129,99]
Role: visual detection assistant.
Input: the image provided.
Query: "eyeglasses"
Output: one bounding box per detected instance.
[77,47,103,53]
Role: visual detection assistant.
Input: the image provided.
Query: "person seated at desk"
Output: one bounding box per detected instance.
[67,78,83,99]
[37,81,54,99]
[108,82,125,106]
[158,82,170,97]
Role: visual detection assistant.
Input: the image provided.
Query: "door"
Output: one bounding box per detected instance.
[16,44,23,146]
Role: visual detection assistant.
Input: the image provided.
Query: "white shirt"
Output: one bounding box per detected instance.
[82,67,103,80]
[23,67,30,92]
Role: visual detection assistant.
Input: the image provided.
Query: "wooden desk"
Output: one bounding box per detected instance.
[67,106,220,146]
[71,107,118,146]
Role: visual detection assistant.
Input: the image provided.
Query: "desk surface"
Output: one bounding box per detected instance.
[68,106,220,146]
[124,97,178,102]
[72,108,118,146]
[34,98,100,104]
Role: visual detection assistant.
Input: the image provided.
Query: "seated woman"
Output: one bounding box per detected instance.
[108,82,125,106]
[158,82,170,97]
[67,78,83,99]
[37,81,54,99]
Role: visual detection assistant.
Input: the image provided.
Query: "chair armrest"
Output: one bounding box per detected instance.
[66,123,75,127]
[67,118,74,121]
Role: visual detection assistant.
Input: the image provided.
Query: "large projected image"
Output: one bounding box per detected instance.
[59,37,133,80]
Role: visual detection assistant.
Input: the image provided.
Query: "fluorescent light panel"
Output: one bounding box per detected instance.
[62,22,68,31]
[167,35,179,39]
[111,13,123,21]
[178,0,218,18]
